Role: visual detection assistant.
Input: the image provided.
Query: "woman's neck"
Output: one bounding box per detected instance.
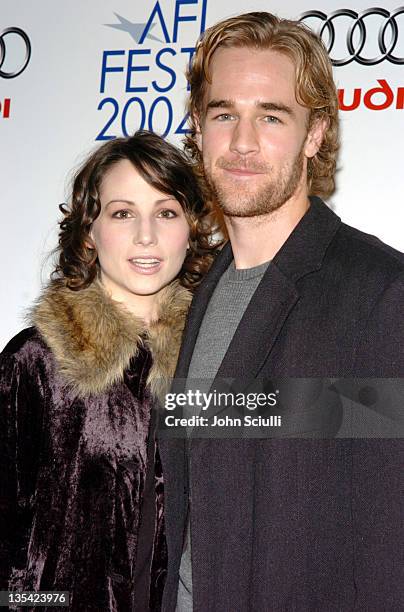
[99,275,160,325]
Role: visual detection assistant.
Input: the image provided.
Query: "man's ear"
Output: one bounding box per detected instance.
[304,117,328,159]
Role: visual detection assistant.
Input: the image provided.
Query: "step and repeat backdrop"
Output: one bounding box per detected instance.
[1,0,403,346]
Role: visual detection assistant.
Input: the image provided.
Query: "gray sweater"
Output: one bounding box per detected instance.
[176,259,270,611]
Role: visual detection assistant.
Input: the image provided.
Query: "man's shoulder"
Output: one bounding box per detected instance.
[329,220,404,282]
[338,221,404,264]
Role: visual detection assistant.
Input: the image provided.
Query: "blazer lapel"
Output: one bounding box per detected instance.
[215,264,298,380]
[173,198,341,423]
[215,198,342,381]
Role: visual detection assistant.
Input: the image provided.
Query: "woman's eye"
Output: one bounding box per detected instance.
[158,209,177,219]
[112,210,131,219]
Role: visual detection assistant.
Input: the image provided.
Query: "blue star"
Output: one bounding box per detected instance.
[105,13,163,43]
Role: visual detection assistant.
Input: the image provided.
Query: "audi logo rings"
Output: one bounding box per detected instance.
[0,27,31,78]
[300,7,404,66]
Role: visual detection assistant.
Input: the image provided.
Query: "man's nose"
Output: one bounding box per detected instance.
[133,217,157,246]
[229,118,260,156]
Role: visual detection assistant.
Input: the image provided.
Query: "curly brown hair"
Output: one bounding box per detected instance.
[53,131,221,291]
[185,11,340,198]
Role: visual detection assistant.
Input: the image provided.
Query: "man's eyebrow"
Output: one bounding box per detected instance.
[257,101,294,116]
[206,99,235,110]
[205,99,294,116]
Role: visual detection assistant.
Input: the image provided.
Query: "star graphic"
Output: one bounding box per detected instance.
[105,13,163,44]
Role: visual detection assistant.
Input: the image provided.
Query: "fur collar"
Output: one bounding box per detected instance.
[32,280,191,398]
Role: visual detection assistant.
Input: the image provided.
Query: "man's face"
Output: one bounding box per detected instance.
[197,47,324,217]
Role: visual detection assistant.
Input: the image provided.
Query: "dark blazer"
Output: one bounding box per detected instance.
[159,198,404,612]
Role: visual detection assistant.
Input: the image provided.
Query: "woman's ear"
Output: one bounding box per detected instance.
[85,230,96,251]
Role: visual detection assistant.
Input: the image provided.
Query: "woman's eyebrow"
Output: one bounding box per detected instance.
[105,199,135,208]
[105,197,178,208]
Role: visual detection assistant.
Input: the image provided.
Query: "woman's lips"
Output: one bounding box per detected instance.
[128,257,162,275]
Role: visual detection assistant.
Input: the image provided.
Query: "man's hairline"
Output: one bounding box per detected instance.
[192,42,309,125]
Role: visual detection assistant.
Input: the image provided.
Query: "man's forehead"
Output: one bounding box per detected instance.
[202,46,303,112]
[208,46,295,73]
[206,47,296,90]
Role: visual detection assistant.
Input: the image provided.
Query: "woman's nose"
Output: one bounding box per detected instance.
[133,217,157,246]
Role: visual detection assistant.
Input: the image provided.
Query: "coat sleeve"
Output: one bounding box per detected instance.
[350,272,404,608]
[0,352,21,588]
[353,271,404,376]
[150,441,167,611]
[0,347,44,589]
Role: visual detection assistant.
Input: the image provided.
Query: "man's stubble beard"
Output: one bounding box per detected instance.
[203,147,306,218]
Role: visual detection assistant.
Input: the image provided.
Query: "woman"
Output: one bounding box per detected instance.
[0,131,217,611]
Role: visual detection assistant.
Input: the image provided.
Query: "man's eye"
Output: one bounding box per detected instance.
[264,115,281,124]
[112,210,131,219]
[158,209,177,219]
[215,113,235,121]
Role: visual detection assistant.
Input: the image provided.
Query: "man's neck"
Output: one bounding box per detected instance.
[224,194,311,269]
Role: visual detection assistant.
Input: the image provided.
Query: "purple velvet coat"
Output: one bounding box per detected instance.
[0,280,191,612]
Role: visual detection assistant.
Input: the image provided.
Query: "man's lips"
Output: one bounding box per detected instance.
[219,162,268,177]
[223,167,265,176]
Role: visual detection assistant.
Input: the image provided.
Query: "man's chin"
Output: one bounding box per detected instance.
[213,185,262,212]
[209,174,276,213]
[216,199,271,218]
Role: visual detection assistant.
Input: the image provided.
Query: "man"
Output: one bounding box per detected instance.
[159,12,404,611]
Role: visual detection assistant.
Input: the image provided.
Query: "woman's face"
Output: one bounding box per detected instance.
[90,159,190,319]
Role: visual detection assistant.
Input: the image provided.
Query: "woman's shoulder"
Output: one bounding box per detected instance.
[1,327,50,365]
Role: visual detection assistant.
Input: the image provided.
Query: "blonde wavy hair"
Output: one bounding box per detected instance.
[185,11,339,198]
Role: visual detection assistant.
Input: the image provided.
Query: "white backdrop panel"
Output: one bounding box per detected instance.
[1,0,403,347]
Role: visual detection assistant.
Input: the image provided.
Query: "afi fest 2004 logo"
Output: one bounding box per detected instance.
[96,0,207,140]
[96,2,403,140]
[0,26,32,119]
